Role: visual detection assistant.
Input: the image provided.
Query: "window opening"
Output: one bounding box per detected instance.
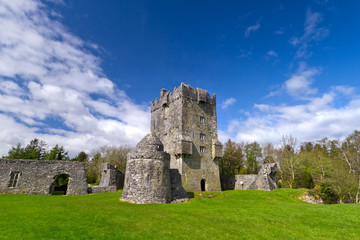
[146,174,151,184]
[200,116,205,122]
[200,133,205,140]
[200,146,205,153]
[8,172,21,188]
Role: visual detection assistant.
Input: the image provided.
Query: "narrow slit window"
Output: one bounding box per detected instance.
[200,133,205,140]
[200,146,205,153]
[8,172,21,188]
[200,116,205,122]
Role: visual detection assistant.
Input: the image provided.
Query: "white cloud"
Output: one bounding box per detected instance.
[244,21,260,38]
[284,62,320,97]
[332,86,355,95]
[0,0,149,157]
[220,90,360,146]
[267,50,278,57]
[221,98,237,109]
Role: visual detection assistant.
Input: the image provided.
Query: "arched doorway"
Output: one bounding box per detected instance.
[50,174,69,195]
[201,179,206,191]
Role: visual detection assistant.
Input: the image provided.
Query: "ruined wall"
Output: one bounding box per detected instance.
[92,163,124,193]
[0,158,87,195]
[221,163,279,191]
[151,83,222,192]
[221,175,257,190]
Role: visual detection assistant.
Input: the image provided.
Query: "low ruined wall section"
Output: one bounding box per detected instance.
[0,158,87,195]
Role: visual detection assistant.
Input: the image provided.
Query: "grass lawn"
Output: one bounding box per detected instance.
[0,189,359,240]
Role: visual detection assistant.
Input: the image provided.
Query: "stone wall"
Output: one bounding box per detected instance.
[221,163,279,191]
[0,158,87,195]
[221,175,257,190]
[92,163,124,193]
[150,83,222,192]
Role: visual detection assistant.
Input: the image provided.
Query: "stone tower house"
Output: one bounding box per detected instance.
[151,83,223,192]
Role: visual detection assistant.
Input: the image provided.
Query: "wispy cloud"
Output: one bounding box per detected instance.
[274,28,284,35]
[290,8,329,59]
[244,21,260,38]
[237,49,252,58]
[267,50,278,57]
[221,98,237,109]
[0,0,149,156]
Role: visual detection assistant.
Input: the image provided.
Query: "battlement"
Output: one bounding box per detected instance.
[151,82,216,112]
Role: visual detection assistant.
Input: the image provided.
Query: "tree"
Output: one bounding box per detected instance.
[340,130,360,203]
[6,143,25,159]
[244,141,262,174]
[278,135,302,188]
[219,139,244,175]
[4,138,47,160]
[72,151,89,162]
[86,145,133,183]
[262,143,276,164]
[44,144,69,160]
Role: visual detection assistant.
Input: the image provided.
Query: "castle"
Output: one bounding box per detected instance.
[150,83,223,192]
[121,83,223,203]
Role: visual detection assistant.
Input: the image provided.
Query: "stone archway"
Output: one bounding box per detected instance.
[50,174,70,195]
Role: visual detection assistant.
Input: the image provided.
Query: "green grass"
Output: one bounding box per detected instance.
[0,189,359,240]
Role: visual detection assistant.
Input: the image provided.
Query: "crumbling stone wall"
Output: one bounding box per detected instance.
[221,163,279,191]
[150,83,222,192]
[92,163,124,193]
[0,158,87,195]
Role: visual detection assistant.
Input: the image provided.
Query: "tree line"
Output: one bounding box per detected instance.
[219,130,360,203]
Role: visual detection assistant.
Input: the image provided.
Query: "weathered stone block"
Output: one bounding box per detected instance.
[212,139,223,159]
[175,136,193,155]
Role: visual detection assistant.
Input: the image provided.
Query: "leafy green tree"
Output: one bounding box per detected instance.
[44,144,69,160]
[340,130,360,203]
[219,139,244,175]
[6,143,25,159]
[72,151,89,162]
[244,141,262,174]
[5,138,47,160]
[278,135,302,188]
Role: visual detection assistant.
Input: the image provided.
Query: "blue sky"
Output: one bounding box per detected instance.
[1,0,360,156]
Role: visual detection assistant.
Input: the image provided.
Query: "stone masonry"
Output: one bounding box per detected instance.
[221,163,279,191]
[92,163,124,193]
[151,83,223,192]
[0,158,88,195]
[121,133,172,204]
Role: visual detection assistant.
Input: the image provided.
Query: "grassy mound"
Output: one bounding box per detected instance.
[0,189,359,239]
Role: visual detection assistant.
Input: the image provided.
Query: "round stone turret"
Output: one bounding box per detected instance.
[136,132,164,152]
[121,133,171,204]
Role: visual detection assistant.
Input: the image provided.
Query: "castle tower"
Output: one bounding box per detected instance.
[121,133,172,204]
[151,83,223,192]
